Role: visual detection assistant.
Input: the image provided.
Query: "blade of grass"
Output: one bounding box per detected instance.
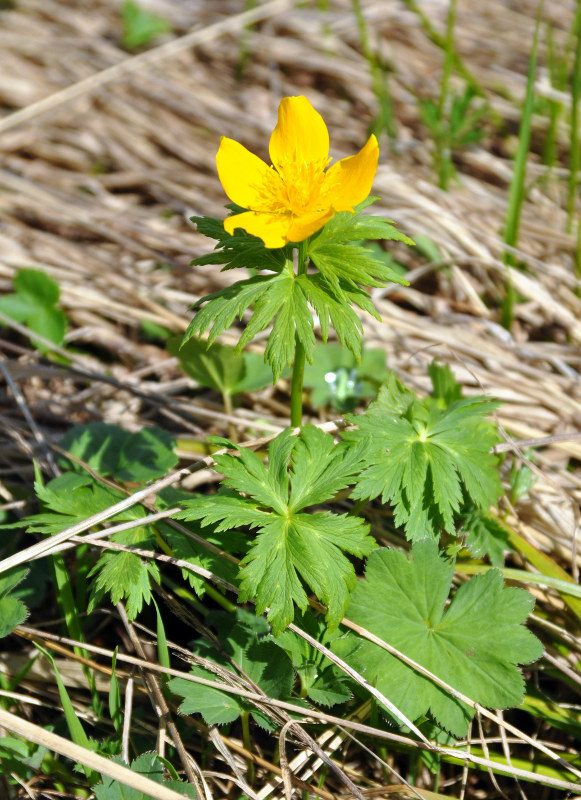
[399,0,484,95]
[566,0,581,232]
[436,0,458,189]
[47,528,100,714]
[455,562,581,602]
[35,644,100,785]
[501,0,544,328]
[503,3,543,267]
[351,0,396,140]
[109,648,123,738]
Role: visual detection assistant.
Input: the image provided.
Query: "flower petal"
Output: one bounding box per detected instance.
[224,211,293,249]
[269,96,329,170]
[217,137,281,210]
[287,209,335,243]
[324,134,379,211]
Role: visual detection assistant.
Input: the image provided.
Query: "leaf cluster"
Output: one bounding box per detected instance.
[59,422,178,483]
[120,0,171,50]
[175,425,376,634]
[420,86,487,151]
[346,363,502,540]
[184,200,412,380]
[0,268,67,350]
[168,336,275,398]
[269,611,358,707]
[5,419,178,622]
[93,752,196,799]
[6,470,160,620]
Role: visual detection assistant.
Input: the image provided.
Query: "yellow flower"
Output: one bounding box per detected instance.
[216,96,379,249]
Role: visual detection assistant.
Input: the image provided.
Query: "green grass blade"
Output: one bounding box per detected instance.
[350,0,396,139]
[503,2,543,268]
[36,644,100,785]
[108,648,123,738]
[49,552,99,713]
[566,1,581,232]
[437,0,458,189]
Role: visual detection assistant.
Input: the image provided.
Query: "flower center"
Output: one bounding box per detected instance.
[253,157,334,216]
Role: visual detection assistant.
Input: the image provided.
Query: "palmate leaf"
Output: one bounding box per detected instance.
[183,267,314,382]
[1,472,140,536]
[347,374,502,541]
[59,423,178,483]
[307,198,412,296]
[169,337,274,396]
[175,425,376,634]
[346,540,543,737]
[6,470,160,621]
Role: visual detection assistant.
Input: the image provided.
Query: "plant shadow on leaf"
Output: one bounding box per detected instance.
[169,609,293,729]
[58,422,178,483]
[168,336,276,398]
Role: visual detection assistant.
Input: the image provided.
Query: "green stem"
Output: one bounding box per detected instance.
[566,0,581,232]
[290,241,309,428]
[241,710,255,785]
[437,0,457,190]
[204,582,237,613]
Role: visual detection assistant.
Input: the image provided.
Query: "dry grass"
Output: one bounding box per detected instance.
[0,0,580,798]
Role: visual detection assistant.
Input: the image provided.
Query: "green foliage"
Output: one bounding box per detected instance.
[88,525,160,620]
[459,508,511,567]
[270,611,356,706]
[306,198,413,297]
[3,472,126,535]
[7,471,160,620]
[93,752,196,799]
[303,342,389,411]
[109,650,123,738]
[59,423,178,483]
[156,490,246,598]
[0,268,67,349]
[347,367,502,540]
[0,737,47,786]
[175,425,376,634]
[184,201,412,380]
[191,212,289,272]
[169,336,274,395]
[169,611,293,727]
[419,86,487,188]
[120,1,171,50]
[37,644,99,784]
[346,539,543,737]
[0,567,29,638]
[509,459,537,504]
